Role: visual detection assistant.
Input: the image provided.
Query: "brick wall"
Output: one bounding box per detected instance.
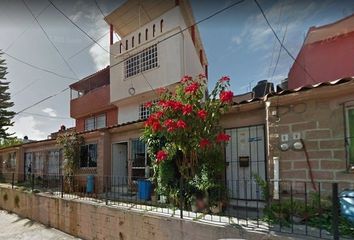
[268,97,349,184]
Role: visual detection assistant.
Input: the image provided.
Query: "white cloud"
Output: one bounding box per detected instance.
[89,43,109,70]
[239,0,318,52]
[42,107,57,117]
[231,36,242,45]
[10,116,46,140]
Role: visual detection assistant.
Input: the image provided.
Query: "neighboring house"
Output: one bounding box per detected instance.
[70,66,118,132]
[288,14,354,89]
[1,1,353,202]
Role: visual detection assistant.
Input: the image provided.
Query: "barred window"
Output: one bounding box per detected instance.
[139,100,157,120]
[124,44,158,78]
[139,103,150,120]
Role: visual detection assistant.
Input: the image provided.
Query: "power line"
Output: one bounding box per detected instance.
[12,79,41,97]
[22,0,78,79]
[109,0,247,71]
[11,0,247,115]
[68,31,109,59]
[15,87,69,115]
[48,0,115,57]
[253,0,316,84]
[3,52,79,81]
[270,23,288,82]
[19,111,71,120]
[5,3,51,52]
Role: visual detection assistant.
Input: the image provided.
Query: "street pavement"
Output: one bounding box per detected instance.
[0,210,79,240]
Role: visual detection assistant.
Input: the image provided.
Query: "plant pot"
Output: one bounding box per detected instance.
[292,215,303,223]
[210,202,222,214]
[159,195,167,203]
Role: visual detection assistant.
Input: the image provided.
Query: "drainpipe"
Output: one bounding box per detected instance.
[110,24,114,45]
[265,100,279,199]
[273,156,280,200]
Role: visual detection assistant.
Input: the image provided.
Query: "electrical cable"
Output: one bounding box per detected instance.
[3,52,79,81]
[270,23,288,82]
[253,0,316,84]
[19,111,72,120]
[48,0,116,57]
[5,3,51,52]
[22,0,78,79]
[15,88,69,115]
[10,0,247,115]
[68,31,109,59]
[109,0,247,71]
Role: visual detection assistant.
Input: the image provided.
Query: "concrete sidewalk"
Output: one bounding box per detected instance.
[0,210,79,240]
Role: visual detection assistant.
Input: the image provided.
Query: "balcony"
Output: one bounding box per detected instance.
[70,67,116,119]
[70,85,115,119]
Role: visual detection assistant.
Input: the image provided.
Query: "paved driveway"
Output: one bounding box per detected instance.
[0,210,78,240]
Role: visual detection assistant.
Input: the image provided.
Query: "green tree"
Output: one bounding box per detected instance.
[0,51,15,139]
[0,137,23,149]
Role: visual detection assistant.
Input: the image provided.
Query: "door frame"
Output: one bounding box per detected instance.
[111,141,129,178]
[224,124,268,202]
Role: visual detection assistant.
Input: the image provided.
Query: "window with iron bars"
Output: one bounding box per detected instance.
[124,44,158,78]
[139,100,158,120]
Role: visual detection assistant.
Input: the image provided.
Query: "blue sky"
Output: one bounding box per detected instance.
[0,0,353,139]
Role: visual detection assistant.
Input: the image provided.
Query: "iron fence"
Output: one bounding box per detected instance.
[0,172,353,240]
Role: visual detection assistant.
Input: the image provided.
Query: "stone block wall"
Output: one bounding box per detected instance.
[268,97,351,187]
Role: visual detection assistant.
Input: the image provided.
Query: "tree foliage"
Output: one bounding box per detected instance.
[0,137,23,149]
[56,131,84,176]
[0,51,15,139]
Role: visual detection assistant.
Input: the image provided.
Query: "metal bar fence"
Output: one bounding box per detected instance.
[0,173,353,239]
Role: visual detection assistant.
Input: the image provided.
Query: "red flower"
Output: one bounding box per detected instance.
[197,110,207,120]
[185,82,199,94]
[155,111,163,118]
[152,121,162,132]
[219,76,230,82]
[164,119,176,132]
[176,120,187,129]
[182,104,193,115]
[145,114,157,126]
[220,90,233,103]
[216,133,231,142]
[156,150,168,163]
[144,101,153,108]
[199,138,211,148]
[180,75,192,83]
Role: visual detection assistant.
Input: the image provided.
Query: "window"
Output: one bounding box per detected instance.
[6,152,16,169]
[85,117,95,131]
[125,40,128,50]
[139,100,157,120]
[119,43,122,53]
[145,28,148,41]
[153,24,156,37]
[48,150,60,175]
[346,107,354,166]
[85,114,106,131]
[131,139,150,178]
[124,44,158,78]
[138,33,141,44]
[132,36,134,48]
[96,114,106,129]
[160,19,163,32]
[80,143,97,168]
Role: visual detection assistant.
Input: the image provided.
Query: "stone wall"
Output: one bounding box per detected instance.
[0,185,294,240]
[267,94,352,187]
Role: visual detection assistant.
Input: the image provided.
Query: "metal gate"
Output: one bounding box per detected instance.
[225,125,266,203]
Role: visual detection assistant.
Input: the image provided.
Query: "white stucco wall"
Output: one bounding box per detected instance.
[110,6,203,119]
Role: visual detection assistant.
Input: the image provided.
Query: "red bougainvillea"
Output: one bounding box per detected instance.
[143,74,233,179]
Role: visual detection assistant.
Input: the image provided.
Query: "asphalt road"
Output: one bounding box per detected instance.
[0,210,78,240]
